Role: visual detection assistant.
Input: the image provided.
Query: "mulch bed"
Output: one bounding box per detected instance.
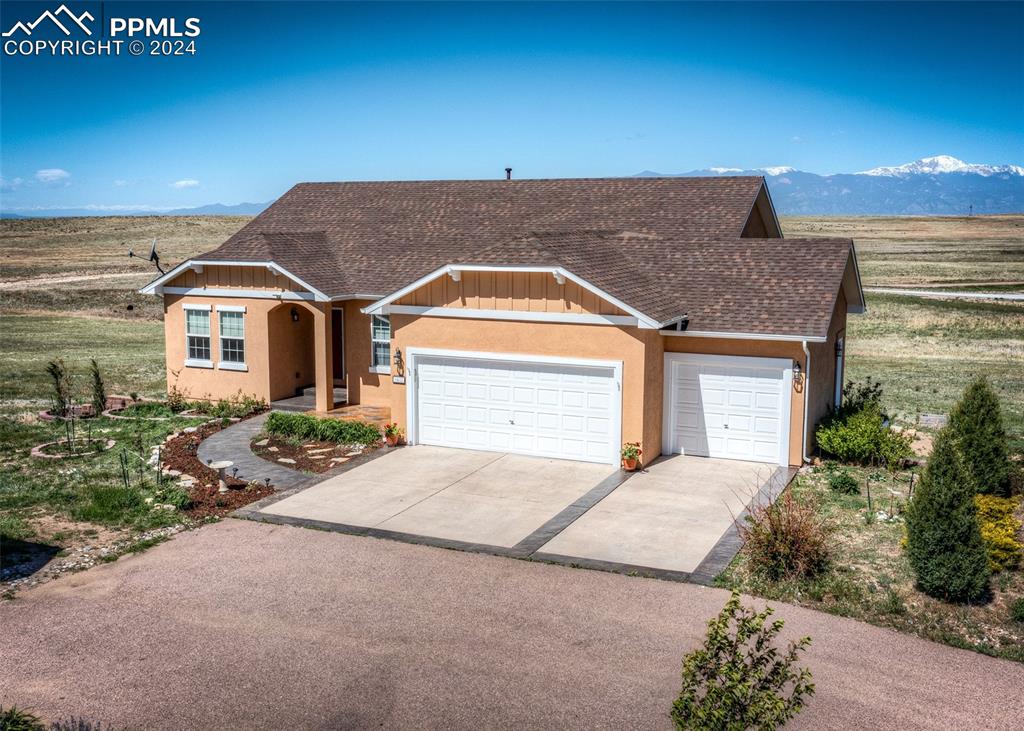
[160,419,274,519]
[251,435,383,473]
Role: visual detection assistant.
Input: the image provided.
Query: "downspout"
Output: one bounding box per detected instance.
[801,340,812,463]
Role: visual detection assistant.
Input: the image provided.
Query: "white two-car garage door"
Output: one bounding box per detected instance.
[663,353,793,466]
[409,351,622,465]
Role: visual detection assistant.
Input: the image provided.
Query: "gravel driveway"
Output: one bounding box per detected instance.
[1,519,1021,730]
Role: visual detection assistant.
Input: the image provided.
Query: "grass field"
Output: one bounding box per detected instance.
[782,215,1024,288]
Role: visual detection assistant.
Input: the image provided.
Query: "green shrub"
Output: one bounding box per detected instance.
[179,391,267,418]
[671,591,814,730]
[1011,598,1024,624]
[815,403,912,469]
[836,377,884,419]
[738,489,831,580]
[265,411,381,444]
[905,428,990,603]
[828,470,859,495]
[154,486,190,510]
[974,495,1023,572]
[0,705,45,731]
[949,377,1012,496]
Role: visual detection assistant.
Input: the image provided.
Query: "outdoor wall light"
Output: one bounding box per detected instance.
[792,361,803,384]
[393,347,404,374]
[290,307,300,322]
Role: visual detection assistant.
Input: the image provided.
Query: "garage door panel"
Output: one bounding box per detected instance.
[665,354,789,466]
[728,390,753,408]
[415,354,619,464]
[465,382,488,400]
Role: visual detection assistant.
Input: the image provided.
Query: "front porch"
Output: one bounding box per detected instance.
[271,386,391,429]
[271,386,348,413]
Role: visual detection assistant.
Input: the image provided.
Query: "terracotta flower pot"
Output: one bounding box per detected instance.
[386,435,399,447]
[622,457,638,471]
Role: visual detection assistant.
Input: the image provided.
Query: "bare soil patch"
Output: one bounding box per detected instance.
[251,434,382,473]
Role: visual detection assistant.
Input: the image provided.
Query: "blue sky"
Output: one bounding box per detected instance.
[1,1,1022,211]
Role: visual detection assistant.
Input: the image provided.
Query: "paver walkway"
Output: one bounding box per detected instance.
[196,413,310,490]
[2,519,1021,730]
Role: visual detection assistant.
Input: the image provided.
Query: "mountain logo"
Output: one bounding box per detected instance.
[2,4,94,37]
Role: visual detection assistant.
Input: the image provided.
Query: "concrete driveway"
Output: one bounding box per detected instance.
[538,455,779,574]
[259,446,617,548]
[2,520,1021,730]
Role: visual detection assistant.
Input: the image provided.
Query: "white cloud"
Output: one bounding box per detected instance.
[0,176,25,190]
[113,179,128,187]
[170,179,200,189]
[35,168,71,183]
[790,136,805,144]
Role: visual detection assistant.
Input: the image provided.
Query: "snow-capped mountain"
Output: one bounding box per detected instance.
[858,155,1024,178]
[636,156,1024,214]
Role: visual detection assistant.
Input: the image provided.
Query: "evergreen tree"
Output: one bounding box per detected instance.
[905,427,990,603]
[89,358,106,418]
[948,377,1012,496]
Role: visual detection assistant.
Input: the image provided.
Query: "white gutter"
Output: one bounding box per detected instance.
[802,340,812,463]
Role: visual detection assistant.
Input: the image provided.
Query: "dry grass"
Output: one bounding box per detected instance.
[782,214,1024,288]
[0,215,249,282]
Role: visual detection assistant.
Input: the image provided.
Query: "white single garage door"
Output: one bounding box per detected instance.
[663,353,792,466]
[410,351,622,465]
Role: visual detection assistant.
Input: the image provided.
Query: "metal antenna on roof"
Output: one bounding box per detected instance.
[505,167,512,180]
[128,238,165,275]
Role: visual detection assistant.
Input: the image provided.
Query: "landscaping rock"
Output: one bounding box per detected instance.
[344,449,363,457]
[255,438,269,447]
[267,446,279,452]
[277,458,296,464]
[330,457,350,464]
[183,426,199,434]
[162,468,182,477]
[305,447,333,454]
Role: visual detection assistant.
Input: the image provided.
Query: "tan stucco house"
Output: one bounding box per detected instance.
[141,177,864,468]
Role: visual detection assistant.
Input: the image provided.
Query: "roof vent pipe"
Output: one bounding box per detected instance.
[505,167,512,180]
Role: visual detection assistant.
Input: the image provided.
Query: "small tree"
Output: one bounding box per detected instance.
[671,592,814,730]
[948,377,1012,496]
[89,358,107,417]
[45,358,72,417]
[905,428,990,603]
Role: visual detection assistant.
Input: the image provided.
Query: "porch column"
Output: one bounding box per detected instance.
[313,302,334,412]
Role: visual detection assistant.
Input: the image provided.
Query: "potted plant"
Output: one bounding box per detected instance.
[383,422,404,447]
[621,442,642,471]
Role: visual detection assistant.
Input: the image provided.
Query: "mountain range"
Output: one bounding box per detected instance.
[0,201,268,219]
[636,156,1024,215]
[2,156,1021,218]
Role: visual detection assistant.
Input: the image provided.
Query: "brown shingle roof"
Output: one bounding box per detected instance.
[192,177,856,338]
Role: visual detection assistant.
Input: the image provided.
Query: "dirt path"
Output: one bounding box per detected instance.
[2,519,1020,730]
[0,272,145,291]
[865,287,1024,301]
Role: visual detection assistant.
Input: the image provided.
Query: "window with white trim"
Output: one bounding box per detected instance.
[371,315,391,372]
[185,308,211,364]
[219,310,246,366]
